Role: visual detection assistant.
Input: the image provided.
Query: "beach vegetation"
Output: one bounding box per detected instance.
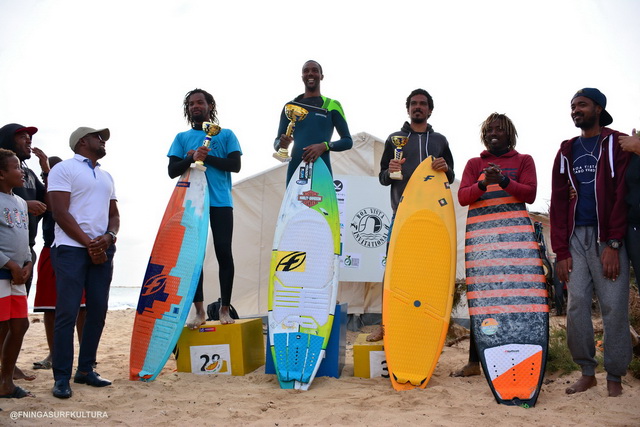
[546,328,579,374]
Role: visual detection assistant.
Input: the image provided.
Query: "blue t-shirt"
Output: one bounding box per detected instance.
[167,128,242,207]
[572,135,599,226]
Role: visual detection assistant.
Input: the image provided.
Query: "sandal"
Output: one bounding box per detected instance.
[0,386,35,398]
[33,360,52,370]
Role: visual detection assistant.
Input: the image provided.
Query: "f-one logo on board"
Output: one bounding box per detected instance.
[298,190,323,207]
[275,251,307,272]
[351,207,390,248]
[142,274,167,296]
[137,262,172,314]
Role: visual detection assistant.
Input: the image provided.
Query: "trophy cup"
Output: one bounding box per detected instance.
[192,121,221,171]
[389,136,409,180]
[273,104,308,162]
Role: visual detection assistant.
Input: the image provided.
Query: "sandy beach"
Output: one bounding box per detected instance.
[2,309,639,426]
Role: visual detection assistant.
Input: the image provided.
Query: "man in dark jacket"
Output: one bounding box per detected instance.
[379,88,454,213]
[367,88,455,342]
[550,88,631,397]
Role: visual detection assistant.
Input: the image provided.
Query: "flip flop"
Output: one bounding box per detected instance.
[33,360,52,370]
[0,386,35,399]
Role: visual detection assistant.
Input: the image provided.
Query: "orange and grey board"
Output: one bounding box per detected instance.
[465,181,548,406]
[129,167,210,381]
[382,156,457,391]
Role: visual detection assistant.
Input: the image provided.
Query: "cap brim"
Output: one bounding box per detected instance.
[600,110,613,127]
[15,126,38,136]
[96,128,110,141]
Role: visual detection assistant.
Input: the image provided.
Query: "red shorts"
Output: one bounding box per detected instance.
[0,279,28,321]
[33,247,86,311]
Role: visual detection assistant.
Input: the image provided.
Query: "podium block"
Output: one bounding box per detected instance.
[175,318,264,376]
[265,303,348,378]
[353,333,387,378]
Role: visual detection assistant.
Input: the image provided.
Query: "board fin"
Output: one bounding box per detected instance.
[392,372,428,387]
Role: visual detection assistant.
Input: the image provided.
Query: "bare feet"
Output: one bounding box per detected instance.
[607,380,623,397]
[13,366,36,381]
[186,303,206,330]
[219,306,235,325]
[450,362,481,377]
[366,325,384,342]
[565,375,597,394]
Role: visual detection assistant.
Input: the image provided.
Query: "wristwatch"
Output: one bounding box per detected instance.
[606,239,622,249]
[105,231,117,244]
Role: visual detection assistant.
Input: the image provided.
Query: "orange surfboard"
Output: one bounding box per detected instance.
[383,157,457,391]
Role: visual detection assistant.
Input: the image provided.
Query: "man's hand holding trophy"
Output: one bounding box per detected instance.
[192,121,221,171]
[389,136,408,180]
[274,104,308,162]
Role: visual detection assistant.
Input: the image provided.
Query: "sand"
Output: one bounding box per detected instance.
[2,309,639,426]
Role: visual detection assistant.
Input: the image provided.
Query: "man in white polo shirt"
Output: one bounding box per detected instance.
[47,127,119,399]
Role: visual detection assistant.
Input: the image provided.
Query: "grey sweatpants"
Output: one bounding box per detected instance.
[566,226,632,381]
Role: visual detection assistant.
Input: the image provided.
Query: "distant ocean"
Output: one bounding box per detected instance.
[27,286,140,312]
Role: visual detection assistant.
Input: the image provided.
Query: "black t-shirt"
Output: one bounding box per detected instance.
[12,165,45,248]
[572,135,599,226]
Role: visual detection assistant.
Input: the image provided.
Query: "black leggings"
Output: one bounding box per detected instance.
[468,323,480,363]
[193,207,235,306]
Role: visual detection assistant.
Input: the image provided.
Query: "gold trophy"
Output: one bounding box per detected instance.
[192,121,221,171]
[273,104,308,162]
[389,136,408,180]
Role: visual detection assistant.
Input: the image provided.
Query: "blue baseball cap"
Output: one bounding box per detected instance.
[572,88,613,126]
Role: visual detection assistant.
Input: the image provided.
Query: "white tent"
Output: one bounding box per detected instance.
[203,132,468,318]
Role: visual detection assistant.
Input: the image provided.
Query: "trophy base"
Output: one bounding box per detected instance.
[273,152,292,163]
[191,162,206,172]
[389,171,403,180]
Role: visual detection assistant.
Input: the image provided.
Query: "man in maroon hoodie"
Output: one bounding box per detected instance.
[550,88,631,397]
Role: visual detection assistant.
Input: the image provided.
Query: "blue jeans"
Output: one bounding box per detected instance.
[51,244,115,381]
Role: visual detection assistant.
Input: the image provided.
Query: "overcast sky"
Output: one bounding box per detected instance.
[1,0,638,288]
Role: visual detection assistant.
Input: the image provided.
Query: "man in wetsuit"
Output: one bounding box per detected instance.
[274,60,352,184]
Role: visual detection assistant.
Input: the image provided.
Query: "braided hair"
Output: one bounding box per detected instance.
[480,113,518,150]
[183,88,218,127]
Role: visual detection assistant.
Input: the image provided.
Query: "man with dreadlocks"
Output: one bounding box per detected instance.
[168,88,242,326]
[274,60,353,184]
[451,112,537,378]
